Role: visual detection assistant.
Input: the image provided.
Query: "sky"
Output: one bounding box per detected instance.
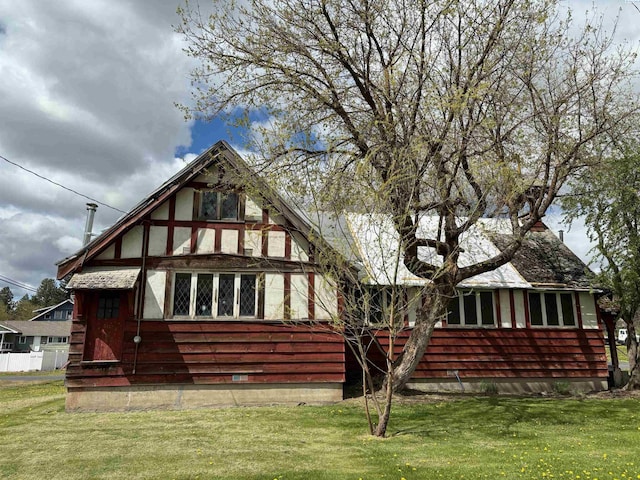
[0,0,637,299]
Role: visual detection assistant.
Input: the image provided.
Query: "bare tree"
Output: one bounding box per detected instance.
[178,0,638,395]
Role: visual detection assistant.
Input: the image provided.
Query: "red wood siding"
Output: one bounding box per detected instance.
[66,319,345,388]
[361,328,607,380]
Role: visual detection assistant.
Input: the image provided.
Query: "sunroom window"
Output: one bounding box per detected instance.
[172,272,257,319]
[447,290,495,326]
[528,291,576,327]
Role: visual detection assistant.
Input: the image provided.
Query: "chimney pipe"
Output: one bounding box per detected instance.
[558,229,564,242]
[83,203,98,246]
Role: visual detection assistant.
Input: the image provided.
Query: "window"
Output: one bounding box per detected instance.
[97,294,120,319]
[360,287,403,326]
[172,273,257,319]
[47,336,68,343]
[528,291,576,327]
[447,290,496,326]
[199,191,240,221]
[44,313,52,319]
[18,336,27,344]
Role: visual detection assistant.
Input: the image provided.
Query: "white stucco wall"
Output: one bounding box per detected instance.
[245,196,262,221]
[264,273,284,320]
[268,231,286,257]
[174,188,194,221]
[513,290,526,328]
[290,274,308,319]
[290,232,309,262]
[579,292,599,329]
[196,228,216,254]
[121,226,143,258]
[315,275,337,320]
[143,270,166,319]
[244,230,262,257]
[173,227,192,255]
[148,226,168,256]
[499,289,512,328]
[220,229,238,254]
[151,201,169,220]
[96,244,115,260]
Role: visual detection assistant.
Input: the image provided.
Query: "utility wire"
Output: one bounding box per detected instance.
[0,274,38,293]
[0,154,127,214]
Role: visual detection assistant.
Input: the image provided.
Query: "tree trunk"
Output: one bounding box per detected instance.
[390,282,455,392]
[624,322,640,390]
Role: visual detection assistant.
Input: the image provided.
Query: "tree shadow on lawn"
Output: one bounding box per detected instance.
[388,395,635,439]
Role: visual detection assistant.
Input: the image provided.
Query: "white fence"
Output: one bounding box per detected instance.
[0,350,68,373]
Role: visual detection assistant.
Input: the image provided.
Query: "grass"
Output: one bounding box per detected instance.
[1,381,639,480]
[0,369,66,377]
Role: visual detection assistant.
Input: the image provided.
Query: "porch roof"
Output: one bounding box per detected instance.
[67,267,141,290]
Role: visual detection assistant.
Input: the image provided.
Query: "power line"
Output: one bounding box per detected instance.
[0,154,127,214]
[0,274,38,293]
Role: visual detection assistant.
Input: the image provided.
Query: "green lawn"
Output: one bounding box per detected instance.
[1,381,639,480]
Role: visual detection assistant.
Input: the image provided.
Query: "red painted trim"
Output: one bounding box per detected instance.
[523,290,531,329]
[284,232,292,260]
[190,226,198,254]
[308,273,315,321]
[262,208,269,224]
[261,228,269,257]
[214,226,222,253]
[238,225,245,254]
[284,273,291,321]
[166,196,176,255]
[575,291,584,329]
[509,290,517,328]
[114,237,122,259]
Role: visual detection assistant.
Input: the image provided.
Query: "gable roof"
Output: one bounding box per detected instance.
[56,141,321,279]
[28,299,74,321]
[490,229,592,289]
[0,321,72,337]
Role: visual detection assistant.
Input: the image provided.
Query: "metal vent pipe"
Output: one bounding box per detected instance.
[83,203,98,246]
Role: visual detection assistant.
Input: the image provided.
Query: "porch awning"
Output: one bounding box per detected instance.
[67,267,141,290]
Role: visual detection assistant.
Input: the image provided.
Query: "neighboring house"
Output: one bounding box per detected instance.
[0,320,71,353]
[56,141,607,412]
[29,299,74,321]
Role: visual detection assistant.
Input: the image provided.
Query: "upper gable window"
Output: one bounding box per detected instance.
[199,191,240,221]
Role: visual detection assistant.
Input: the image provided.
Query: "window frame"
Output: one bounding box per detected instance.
[447,290,497,327]
[197,190,243,222]
[170,272,258,320]
[18,336,27,344]
[528,291,577,328]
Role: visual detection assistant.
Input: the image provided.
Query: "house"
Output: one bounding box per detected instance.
[29,299,74,321]
[0,320,71,353]
[57,141,607,411]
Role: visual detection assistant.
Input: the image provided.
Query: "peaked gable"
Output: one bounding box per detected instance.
[56,141,320,279]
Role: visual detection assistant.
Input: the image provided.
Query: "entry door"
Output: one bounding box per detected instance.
[84,291,129,361]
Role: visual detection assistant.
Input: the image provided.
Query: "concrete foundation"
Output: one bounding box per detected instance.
[406,378,609,395]
[65,383,344,412]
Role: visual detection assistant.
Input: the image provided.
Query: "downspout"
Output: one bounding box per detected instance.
[132,222,149,374]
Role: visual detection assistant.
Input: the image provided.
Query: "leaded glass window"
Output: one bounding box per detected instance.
[239,274,256,316]
[217,274,235,317]
[198,191,239,221]
[173,273,192,316]
[196,274,213,316]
